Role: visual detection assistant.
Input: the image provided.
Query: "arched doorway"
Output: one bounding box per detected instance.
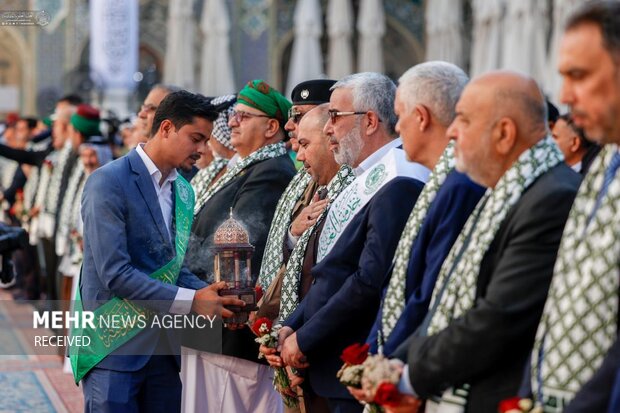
[273,12,424,91]
[0,27,35,116]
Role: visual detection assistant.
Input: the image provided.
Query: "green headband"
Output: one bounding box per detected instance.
[237,80,292,123]
[70,113,100,138]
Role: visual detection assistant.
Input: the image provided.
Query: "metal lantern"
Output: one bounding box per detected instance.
[211,209,257,324]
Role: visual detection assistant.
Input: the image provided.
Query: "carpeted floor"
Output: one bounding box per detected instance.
[0,290,83,413]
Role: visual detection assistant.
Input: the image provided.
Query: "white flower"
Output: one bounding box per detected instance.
[337,364,364,387]
[360,354,403,398]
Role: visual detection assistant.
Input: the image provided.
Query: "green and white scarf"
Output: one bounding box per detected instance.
[0,158,18,191]
[427,136,562,335]
[531,144,620,410]
[279,165,355,321]
[23,166,39,212]
[422,136,563,409]
[257,169,313,289]
[192,157,229,215]
[41,144,73,238]
[193,142,287,216]
[56,162,86,256]
[0,159,19,224]
[67,176,87,266]
[22,164,40,236]
[379,143,455,349]
[30,157,54,244]
[44,143,72,215]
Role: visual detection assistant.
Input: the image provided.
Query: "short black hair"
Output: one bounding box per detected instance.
[150,90,218,138]
[558,113,595,149]
[566,1,620,59]
[58,94,83,106]
[546,99,559,124]
[19,117,38,130]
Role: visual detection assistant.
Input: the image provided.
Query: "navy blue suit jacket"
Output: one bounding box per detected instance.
[519,334,620,412]
[367,171,485,356]
[560,336,620,412]
[80,149,207,373]
[284,176,425,399]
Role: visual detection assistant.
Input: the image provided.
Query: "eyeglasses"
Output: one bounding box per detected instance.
[231,110,270,123]
[327,110,368,123]
[288,107,305,124]
[140,103,158,113]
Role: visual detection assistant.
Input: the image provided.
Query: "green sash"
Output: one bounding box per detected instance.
[70,175,195,384]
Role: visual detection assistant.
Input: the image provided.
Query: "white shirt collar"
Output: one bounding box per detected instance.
[227,153,240,169]
[136,143,178,187]
[571,161,582,173]
[354,138,402,176]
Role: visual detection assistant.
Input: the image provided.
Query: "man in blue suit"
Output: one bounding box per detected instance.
[363,62,485,358]
[279,72,430,413]
[76,91,244,412]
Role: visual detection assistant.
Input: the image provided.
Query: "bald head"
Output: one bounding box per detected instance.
[298,103,330,133]
[448,71,549,188]
[296,104,339,185]
[470,72,548,141]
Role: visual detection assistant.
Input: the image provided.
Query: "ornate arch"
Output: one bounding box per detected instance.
[271,16,424,89]
[384,16,425,79]
[0,27,35,115]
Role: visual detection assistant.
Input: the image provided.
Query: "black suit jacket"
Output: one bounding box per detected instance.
[397,164,580,412]
[186,153,296,361]
[285,177,425,399]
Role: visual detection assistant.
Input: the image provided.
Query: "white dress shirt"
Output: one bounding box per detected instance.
[398,364,418,396]
[354,137,403,176]
[136,144,195,314]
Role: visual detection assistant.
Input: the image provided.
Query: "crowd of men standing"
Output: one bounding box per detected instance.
[0,1,619,412]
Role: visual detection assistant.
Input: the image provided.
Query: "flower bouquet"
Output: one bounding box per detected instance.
[251,317,298,408]
[255,284,264,302]
[337,343,369,387]
[9,189,28,224]
[337,343,394,412]
[338,343,410,412]
[499,397,540,413]
[361,353,404,409]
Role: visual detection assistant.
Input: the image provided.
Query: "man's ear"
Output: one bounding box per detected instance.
[415,104,431,132]
[569,135,582,153]
[159,119,174,139]
[363,111,382,136]
[494,117,517,155]
[264,118,281,139]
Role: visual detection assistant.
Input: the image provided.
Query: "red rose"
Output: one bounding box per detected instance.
[340,343,370,365]
[373,382,402,407]
[255,285,264,302]
[498,397,523,412]
[251,317,273,336]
